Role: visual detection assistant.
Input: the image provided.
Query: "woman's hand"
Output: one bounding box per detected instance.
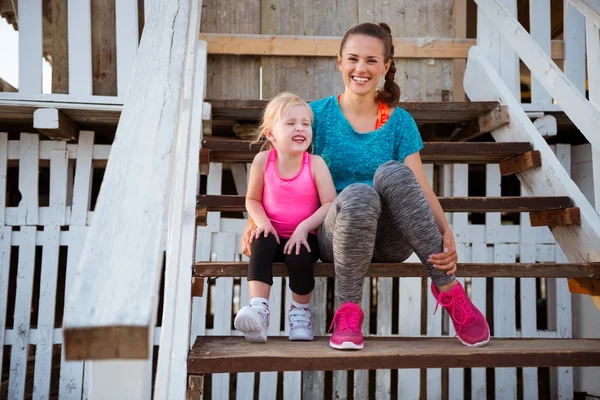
[428,229,458,276]
[283,223,311,255]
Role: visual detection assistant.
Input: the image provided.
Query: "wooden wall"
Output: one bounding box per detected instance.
[201,0,456,101]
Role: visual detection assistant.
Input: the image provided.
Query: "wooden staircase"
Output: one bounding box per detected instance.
[187,98,600,398]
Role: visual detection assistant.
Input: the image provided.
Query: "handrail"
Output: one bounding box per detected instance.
[473,0,600,152]
[62,0,199,366]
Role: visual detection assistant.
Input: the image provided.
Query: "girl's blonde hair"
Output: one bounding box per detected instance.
[252,92,314,151]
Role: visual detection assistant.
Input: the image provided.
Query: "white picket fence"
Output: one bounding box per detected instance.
[191,156,575,400]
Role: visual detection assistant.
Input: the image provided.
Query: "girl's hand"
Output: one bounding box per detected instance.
[428,230,458,276]
[252,221,280,245]
[283,224,311,255]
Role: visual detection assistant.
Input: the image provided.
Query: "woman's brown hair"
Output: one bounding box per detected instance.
[339,22,400,106]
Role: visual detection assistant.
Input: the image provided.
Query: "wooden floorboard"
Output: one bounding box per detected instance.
[202,138,534,164]
[196,195,573,213]
[187,337,600,374]
[193,262,600,279]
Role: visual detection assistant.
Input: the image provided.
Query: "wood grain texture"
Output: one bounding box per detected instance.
[196,194,573,213]
[451,105,510,142]
[201,0,260,99]
[499,150,542,176]
[530,207,581,227]
[194,262,600,278]
[63,0,199,360]
[188,337,600,374]
[91,0,117,96]
[260,0,356,100]
[51,0,69,94]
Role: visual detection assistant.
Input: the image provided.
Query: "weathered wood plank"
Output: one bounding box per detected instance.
[51,0,69,94]
[530,207,581,226]
[188,337,600,373]
[200,33,476,58]
[499,151,542,176]
[0,132,6,225]
[570,0,600,29]
[115,0,139,97]
[203,138,533,164]
[529,0,552,104]
[18,133,39,225]
[91,0,118,96]
[208,99,502,121]
[196,194,573,213]
[451,106,510,142]
[63,0,201,360]
[70,131,95,226]
[0,227,12,387]
[33,108,79,140]
[193,261,600,278]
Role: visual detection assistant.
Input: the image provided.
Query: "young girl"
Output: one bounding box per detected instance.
[234,92,337,343]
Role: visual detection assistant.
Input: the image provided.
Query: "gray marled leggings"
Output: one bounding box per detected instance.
[318,161,455,304]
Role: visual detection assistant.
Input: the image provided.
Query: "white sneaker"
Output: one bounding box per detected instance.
[288,304,314,341]
[234,304,270,343]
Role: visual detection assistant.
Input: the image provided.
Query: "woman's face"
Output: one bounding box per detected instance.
[337,34,391,98]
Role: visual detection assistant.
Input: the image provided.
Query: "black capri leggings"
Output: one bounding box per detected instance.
[248,233,319,295]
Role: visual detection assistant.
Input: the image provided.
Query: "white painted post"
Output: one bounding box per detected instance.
[0,227,12,388]
[529,0,553,104]
[49,147,69,226]
[519,243,539,399]
[116,0,140,97]
[353,279,371,400]
[0,132,7,225]
[398,275,421,399]
[448,244,467,399]
[259,276,282,400]
[303,278,327,400]
[68,0,93,96]
[87,360,151,400]
[18,0,43,95]
[477,0,520,99]
[283,285,300,400]
[18,133,39,226]
[564,0,587,95]
[332,283,348,400]
[493,244,517,400]
[376,277,393,400]
[71,131,95,226]
[8,226,36,399]
[426,276,442,400]
[585,19,600,213]
[470,243,487,399]
[211,233,235,399]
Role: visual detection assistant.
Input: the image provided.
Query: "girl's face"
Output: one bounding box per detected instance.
[266,104,313,154]
[337,34,391,98]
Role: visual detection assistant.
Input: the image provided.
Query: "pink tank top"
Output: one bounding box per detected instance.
[262,149,320,238]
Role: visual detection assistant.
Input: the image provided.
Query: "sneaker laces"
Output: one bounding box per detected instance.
[289,306,311,329]
[434,290,477,335]
[328,304,362,333]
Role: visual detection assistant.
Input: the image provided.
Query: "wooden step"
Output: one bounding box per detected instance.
[193,262,600,279]
[202,138,534,164]
[196,194,573,214]
[209,99,502,123]
[187,337,600,374]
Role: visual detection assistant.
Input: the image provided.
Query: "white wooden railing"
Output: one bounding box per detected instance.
[61,0,204,398]
[0,0,140,104]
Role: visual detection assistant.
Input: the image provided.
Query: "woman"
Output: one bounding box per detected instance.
[242,22,490,350]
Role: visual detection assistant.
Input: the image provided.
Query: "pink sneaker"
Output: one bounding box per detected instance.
[328,302,364,350]
[431,281,490,347]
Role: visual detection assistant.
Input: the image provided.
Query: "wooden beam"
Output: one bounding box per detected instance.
[499,151,542,176]
[186,375,204,400]
[568,278,600,296]
[464,45,600,295]
[188,337,600,374]
[33,108,79,140]
[196,194,572,213]
[63,0,201,361]
[194,262,600,279]
[199,148,210,175]
[451,105,510,141]
[533,115,558,137]
[51,0,69,94]
[530,207,581,227]
[191,277,204,297]
[198,33,566,60]
[0,77,16,92]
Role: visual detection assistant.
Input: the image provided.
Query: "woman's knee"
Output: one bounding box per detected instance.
[373,161,418,195]
[336,183,381,220]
